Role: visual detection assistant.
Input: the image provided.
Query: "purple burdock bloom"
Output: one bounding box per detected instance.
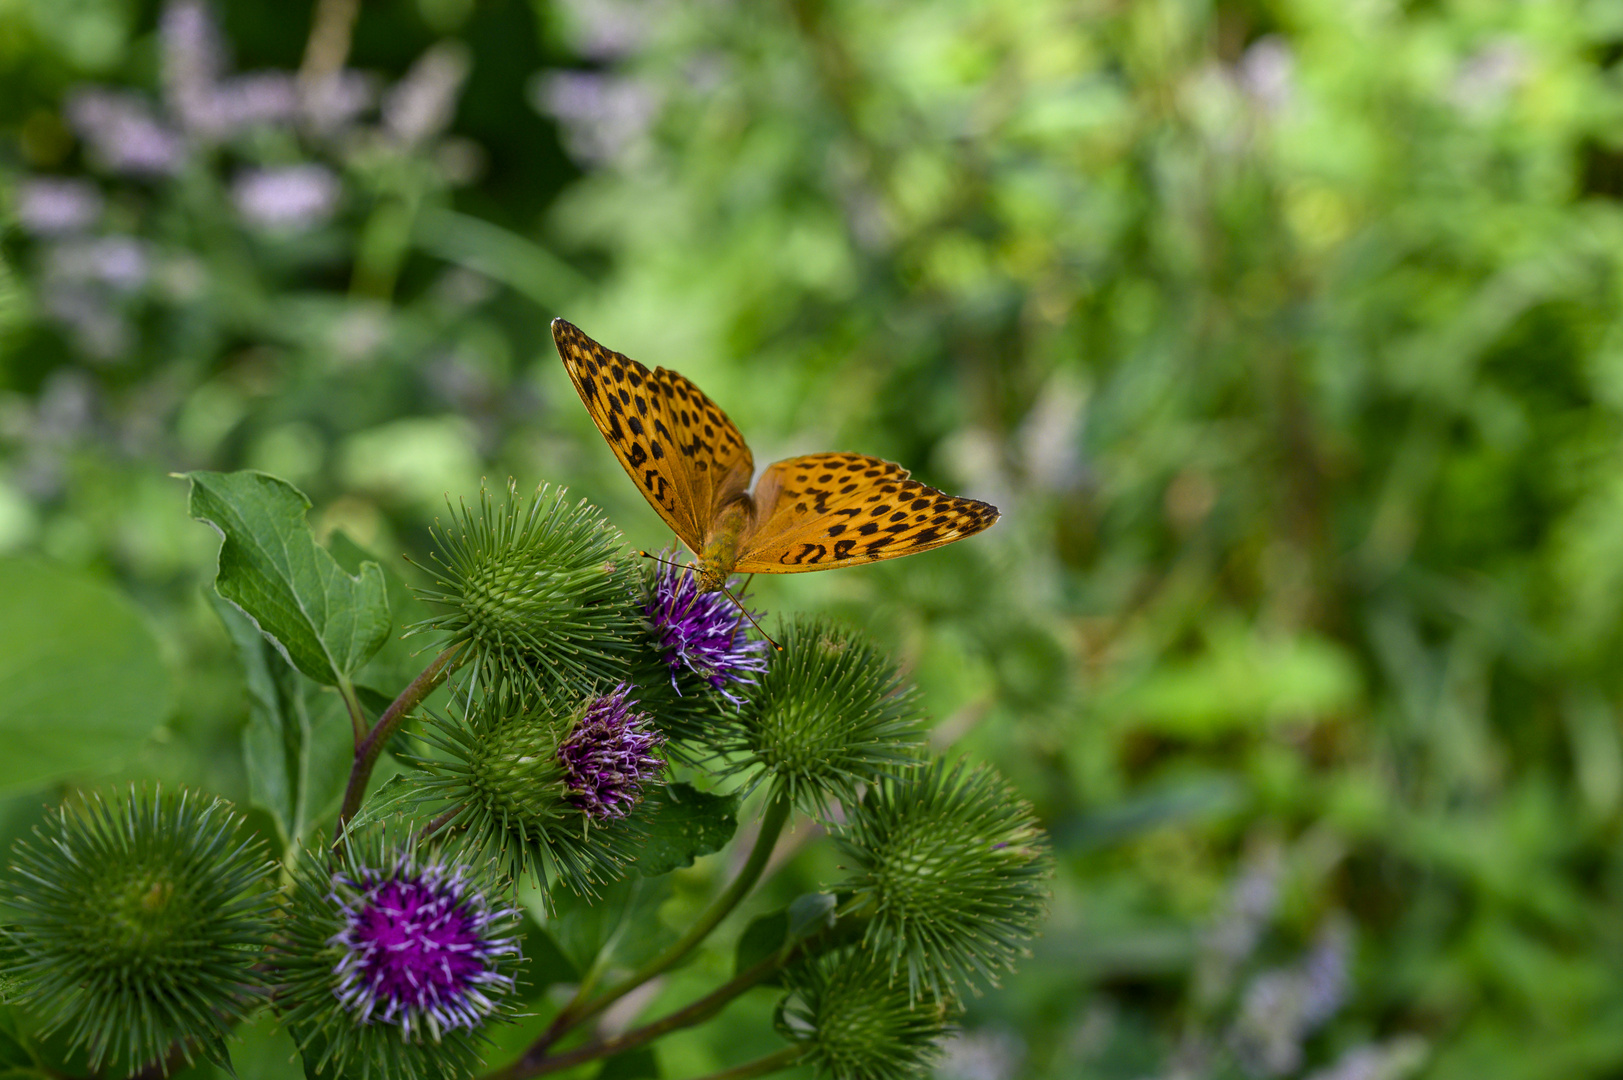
[557,684,664,819]
[329,855,519,1039]
[644,554,768,703]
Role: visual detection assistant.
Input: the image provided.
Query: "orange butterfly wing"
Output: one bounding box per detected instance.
[735,452,1000,573]
[553,319,754,551]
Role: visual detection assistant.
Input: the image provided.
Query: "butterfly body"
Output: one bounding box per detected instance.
[552,318,998,592]
[697,498,754,593]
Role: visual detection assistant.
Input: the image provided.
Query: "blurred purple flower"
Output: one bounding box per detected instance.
[46,237,150,292]
[1237,36,1295,113]
[1304,1036,1427,1080]
[16,178,103,235]
[209,74,299,133]
[384,42,471,147]
[1228,919,1352,1077]
[161,0,224,131]
[1195,840,1282,1005]
[162,0,297,137]
[43,290,131,362]
[1451,38,1526,116]
[557,684,664,820]
[644,552,768,703]
[937,1028,1024,1080]
[531,70,660,165]
[300,70,377,133]
[554,0,660,60]
[66,90,184,176]
[231,165,341,231]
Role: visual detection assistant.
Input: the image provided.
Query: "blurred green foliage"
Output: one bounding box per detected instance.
[7,0,1623,1077]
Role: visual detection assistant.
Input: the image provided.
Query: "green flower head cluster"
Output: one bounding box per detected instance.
[3,788,277,1075]
[1,474,1047,1080]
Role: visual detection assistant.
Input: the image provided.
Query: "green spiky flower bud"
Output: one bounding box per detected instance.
[411,482,643,693]
[2,788,277,1076]
[717,616,924,814]
[833,758,1052,999]
[411,686,661,896]
[778,948,954,1080]
[270,830,524,1080]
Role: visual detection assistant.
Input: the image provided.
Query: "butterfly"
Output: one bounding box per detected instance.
[553,318,999,594]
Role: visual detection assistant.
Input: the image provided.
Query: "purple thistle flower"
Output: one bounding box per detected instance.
[644,553,768,703]
[557,684,664,819]
[328,855,520,1039]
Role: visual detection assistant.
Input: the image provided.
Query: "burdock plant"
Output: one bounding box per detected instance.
[2,788,277,1075]
[407,684,663,895]
[270,830,524,1080]
[1,471,1050,1080]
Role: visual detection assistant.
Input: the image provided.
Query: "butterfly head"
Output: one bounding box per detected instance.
[694,562,731,595]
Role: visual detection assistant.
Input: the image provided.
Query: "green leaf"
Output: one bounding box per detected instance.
[734,894,837,981]
[216,596,353,847]
[0,558,171,793]
[595,1047,660,1079]
[786,892,838,940]
[635,782,739,877]
[734,909,788,979]
[0,1019,32,1069]
[190,1010,303,1080]
[198,1031,235,1078]
[327,530,432,692]
[547,875,675,976]
[185,471,390,688]
[343,774,422,832]
[517,913,579,1003]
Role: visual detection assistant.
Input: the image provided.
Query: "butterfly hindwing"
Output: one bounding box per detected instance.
[553,319,753,550]
[737,453,999,573]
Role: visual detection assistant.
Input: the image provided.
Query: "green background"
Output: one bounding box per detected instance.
[5,0,1623,1077]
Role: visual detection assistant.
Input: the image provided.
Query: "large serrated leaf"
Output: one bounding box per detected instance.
[635,782,739,877]
[186,471,390,687]
[0,558,171,793]
[215,597,353,847]
[327,530,432,692]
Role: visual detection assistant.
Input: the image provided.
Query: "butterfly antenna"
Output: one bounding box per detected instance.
[722,582,783,652]
[639,549,680,568]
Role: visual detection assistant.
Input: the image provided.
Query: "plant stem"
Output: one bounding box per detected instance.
[417,805,461,842]
[690,1047,808,1080]
[485,913,862,1080]
[298,0,360,88]
[338,677,366,745]
[334,643,464,840]
[523,793,794,1058]
[493,939,791,1080]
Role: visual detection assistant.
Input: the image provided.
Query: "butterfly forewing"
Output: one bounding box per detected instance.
[736,453,1000,573]
[553,319,753,550]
